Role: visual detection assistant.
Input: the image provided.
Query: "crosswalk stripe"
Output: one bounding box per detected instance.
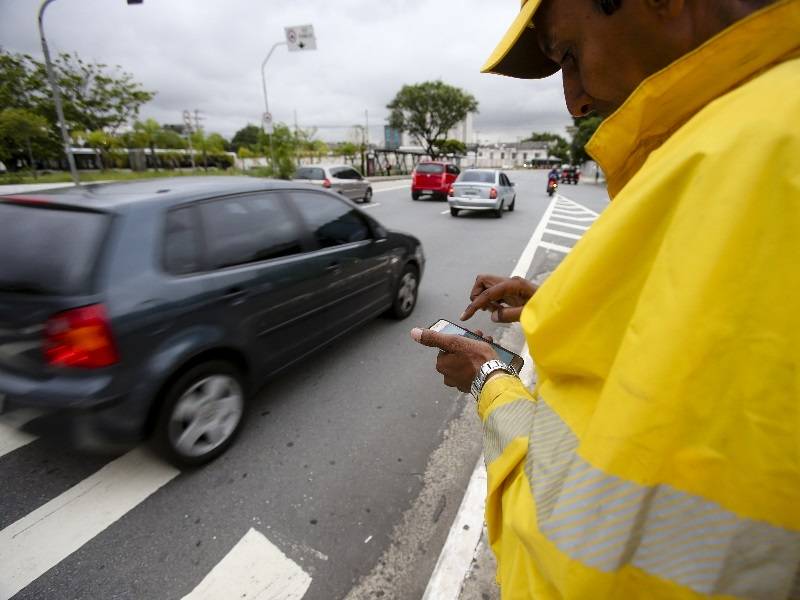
[0,446,179,599]
[0,409,41,459]
[182,528,312,600]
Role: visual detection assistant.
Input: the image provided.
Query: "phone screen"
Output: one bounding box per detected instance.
[433,321,521,368]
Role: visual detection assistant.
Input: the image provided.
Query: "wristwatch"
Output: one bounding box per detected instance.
[470,359,519,401]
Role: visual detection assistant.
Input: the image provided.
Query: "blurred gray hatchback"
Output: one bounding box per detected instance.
[294,164,373,203]
[0,177,423,466]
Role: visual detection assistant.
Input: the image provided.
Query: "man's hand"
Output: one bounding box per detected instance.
[460,274,538,323]
[410,327,498,393]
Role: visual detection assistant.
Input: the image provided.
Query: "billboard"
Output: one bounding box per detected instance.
[384,126,402,150]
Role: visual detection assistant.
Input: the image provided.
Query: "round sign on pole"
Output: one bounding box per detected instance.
[262,112,274,135]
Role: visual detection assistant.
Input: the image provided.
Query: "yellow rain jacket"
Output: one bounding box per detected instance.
[478,1,800,598]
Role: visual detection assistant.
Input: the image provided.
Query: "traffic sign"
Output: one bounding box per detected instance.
[262,112,274,135]
[284,24,316,52]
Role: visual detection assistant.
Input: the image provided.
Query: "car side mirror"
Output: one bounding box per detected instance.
[510,182,515,186]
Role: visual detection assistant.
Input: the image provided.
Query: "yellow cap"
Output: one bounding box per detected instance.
[481,0,559,79]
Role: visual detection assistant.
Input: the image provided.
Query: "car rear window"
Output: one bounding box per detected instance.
[459,171,495,184]
[416,163,444,174]
[0,202,110,295]
[295,167,325,180]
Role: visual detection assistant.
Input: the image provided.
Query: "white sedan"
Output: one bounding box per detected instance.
[447,169,516,218]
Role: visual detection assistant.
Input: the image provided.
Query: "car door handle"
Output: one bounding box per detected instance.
[325,262,342,272]
[223,287,247,305]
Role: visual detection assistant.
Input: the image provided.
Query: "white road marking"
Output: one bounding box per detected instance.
[544,228,583,240]
[558,196,600,217]
[548,213,596,222]
[548,219,590,231]
[0,446,179,599]
[359,202,381,209]
[421,456,487,600]
[0,409,41,458]
[539,240,573,254]
[422,194,561,600]
[182,528,311,600]
[511,194,561,278]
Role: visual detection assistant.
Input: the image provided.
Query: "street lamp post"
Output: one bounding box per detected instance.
[260,41,286,173]
[37,0,143,185]
[260,24,316,176]
[38,0,79,185]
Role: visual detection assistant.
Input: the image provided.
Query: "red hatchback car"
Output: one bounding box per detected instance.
[411,162,460,200]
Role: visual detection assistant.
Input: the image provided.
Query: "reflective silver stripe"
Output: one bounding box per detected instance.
[482,399,536,464]
[485,397,800,597]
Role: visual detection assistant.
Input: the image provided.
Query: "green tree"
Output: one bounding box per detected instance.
[338,142,359,165]
[258,124,296,179]
[76,129,120,170]
[0,108,51,178]
[570,116,603,163]
[230,124,262,153]
[387,81,478,159]
[133,118,163,170]
[523,132,570,163]
[435,138,467,156]
[0,49,154,154]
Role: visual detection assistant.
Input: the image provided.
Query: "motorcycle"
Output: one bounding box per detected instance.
[547,177,558,197]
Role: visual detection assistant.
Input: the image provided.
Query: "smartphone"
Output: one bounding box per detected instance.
[429,319,524,372]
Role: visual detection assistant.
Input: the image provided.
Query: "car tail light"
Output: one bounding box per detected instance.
[448,186,454,197]
[490,188,498,199]
[44,304,119,368]
[322,178,332,188]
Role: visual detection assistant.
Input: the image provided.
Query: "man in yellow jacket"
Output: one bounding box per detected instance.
[411,0,800,597]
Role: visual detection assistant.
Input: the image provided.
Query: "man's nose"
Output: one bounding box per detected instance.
[562,72,593,117]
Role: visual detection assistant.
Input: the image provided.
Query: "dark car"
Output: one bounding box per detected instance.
[561,165,580,184]
[0,177,424,466]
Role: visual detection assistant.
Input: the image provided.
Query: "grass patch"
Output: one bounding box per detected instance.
[0,169,255,186]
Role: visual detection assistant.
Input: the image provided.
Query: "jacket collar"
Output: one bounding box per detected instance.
[587,0,800,198]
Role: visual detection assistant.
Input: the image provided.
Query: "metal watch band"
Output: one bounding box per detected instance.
[470,359,518,401]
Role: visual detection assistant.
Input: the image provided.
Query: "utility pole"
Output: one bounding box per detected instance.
[194,109,208,171]
[38,0,79,185]
[183,110,196,171]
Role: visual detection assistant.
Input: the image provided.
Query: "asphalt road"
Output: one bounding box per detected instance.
[0,170,610,600]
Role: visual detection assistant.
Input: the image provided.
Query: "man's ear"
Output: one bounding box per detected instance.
[646,0,685,18]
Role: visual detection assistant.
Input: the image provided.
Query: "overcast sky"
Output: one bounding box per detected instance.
[0,0,571,144]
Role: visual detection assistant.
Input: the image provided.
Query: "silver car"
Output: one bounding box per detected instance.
[294,164,373,203]
[448,169,516,217]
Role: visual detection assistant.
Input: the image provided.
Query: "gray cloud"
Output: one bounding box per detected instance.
[1,0,571,142]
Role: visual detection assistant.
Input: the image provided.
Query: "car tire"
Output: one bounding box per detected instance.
[362,187,373,203]
[389,264,419,319]
[411,191,420,200]
[495,201,504,218]
[508,196,516,212]
[450,207,459,217]
[154,361,246,468]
